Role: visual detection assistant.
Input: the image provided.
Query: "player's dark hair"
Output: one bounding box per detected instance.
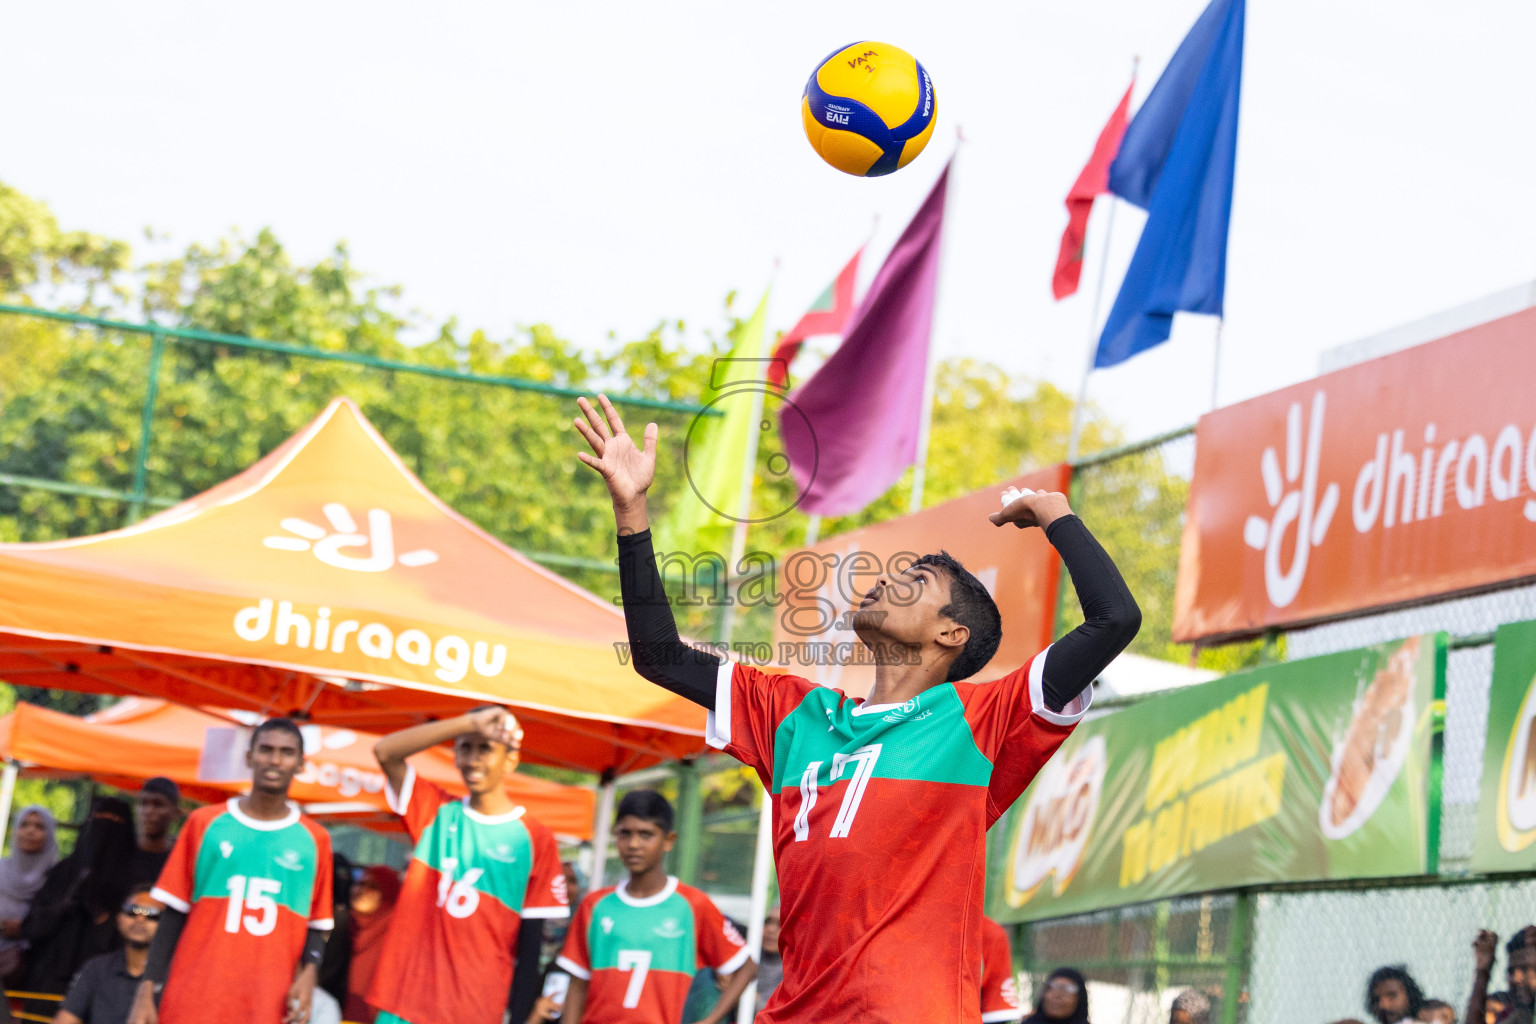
[249,717,304,752]
[1366,965,1424,1019]
[912,551,1002,681]
[616,789,674,832]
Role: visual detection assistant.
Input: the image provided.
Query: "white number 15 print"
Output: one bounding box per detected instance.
[794,744,882,841]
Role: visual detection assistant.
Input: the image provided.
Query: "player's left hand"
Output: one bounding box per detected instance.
[989,488,1073,531]
[285,965,317,1024]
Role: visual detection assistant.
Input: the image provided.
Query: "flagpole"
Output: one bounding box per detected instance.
[803,514,822,547]
[1210,316,1224,410]
[1065,194,1120,464]
[719,282,775,647]
[1067,58,1138,465]
[909,137,961,515]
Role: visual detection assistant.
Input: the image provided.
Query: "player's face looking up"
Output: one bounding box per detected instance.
[246,726,304,796]
[614,813,675,876]
[853,561,972,676]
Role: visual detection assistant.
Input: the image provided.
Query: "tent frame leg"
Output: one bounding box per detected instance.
[737,779,775,1024]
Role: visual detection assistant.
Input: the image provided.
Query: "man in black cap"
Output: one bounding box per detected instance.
[128,778,180,888]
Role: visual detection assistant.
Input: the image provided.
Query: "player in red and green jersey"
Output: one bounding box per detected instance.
[980,916,1023,1023]
[556,789,755,1024]
[129,718,334,1024]
[574,395,1140,1023]
[368,706,569,1024]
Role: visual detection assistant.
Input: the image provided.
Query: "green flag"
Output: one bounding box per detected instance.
[657,290,771,560]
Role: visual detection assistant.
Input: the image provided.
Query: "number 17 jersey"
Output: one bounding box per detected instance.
[707,653,1088,1024]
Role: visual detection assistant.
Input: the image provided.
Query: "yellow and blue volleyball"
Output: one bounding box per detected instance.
[801,41,936,177]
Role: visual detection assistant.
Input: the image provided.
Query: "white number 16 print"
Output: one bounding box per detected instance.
[794,743,882,841]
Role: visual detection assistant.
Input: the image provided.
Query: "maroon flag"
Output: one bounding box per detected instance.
[1053,83,1133,300]
[767,248,862,387]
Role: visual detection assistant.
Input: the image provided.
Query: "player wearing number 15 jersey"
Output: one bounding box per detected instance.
[556,790,755,1024]
[368,707,569,1024]
[574,394,1140,1023]
[132,718,334,1024]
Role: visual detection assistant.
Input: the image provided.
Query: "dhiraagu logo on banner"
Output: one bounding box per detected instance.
[1473,620,1536,869]
[988,634,1443,923]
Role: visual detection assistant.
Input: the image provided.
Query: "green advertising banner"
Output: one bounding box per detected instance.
[987,634,1444,923]
[1472,619,1536,872]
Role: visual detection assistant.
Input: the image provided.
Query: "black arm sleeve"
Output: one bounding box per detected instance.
[507,918,545,1023]
[142,906,186,985]
[301,926,328,966]
[617,529,723,710]
[1040,514,1141,711]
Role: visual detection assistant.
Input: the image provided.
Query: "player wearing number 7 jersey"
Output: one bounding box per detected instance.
[556,790,756,1024]
[129,718,334,1024]
[574,395,1141,1023]
[367,707,569,1024]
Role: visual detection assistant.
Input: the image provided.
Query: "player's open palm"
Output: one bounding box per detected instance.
[574,395,657,506]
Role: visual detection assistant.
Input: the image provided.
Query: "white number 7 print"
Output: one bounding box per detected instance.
[793,744,882,841]
[617,949,652,1008]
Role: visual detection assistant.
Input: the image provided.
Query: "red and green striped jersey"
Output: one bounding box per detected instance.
[555,877,749,1024]
[151,799,334,1024]
[980,916,1023,1023]
[366,766,569,1024]
[706,651,1087,1024]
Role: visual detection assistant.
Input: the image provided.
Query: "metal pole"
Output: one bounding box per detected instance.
[1217,891,1254,1024]
[719,379,770,647]
[127,332,166,523]
[0,763,17,852]
[589,775,617,890]
[803,514,822,548]
[736,778,776,1024]
[1066,197,1120,463]
[1210,317,1225,411]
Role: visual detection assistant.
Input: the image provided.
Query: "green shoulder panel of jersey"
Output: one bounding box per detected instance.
[586,889,699,975]
[191,812,319,919]
[769,683,992,793]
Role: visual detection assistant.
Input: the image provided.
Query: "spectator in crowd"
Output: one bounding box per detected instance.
[1023,968,1090,1024]
[1418,999,1456,1024]
[1170,988,1212,1024]
[1467,928,1536,1024]
[127,780,179,889]
[23,797,139,998]
[318,852,354,1009]
[1368,966,1426,1024]
[344,865,402,1024]
[754,902,782,1014]
[0,805,58,980]
[53,883,159,1024]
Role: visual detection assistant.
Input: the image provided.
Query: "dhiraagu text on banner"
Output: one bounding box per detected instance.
[1472,619,1536,872]
[987,634,1444,922]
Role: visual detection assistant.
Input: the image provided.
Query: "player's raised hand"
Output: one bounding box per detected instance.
[574,395,657,508]
[466,706,522,749]
[1474,929,1499,972]
[989,487,1073,531]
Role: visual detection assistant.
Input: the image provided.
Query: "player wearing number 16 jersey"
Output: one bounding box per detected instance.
[131,718,334,1024]
[574,395,1140,1023]
[368,707,569,1024]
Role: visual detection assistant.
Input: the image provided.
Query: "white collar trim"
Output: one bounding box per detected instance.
[226,797,301,831]
[460,799,526,825]
[616,875,679,908]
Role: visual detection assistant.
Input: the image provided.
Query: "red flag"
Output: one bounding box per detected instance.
[767,248,861,386]
[1053,84,1134,300]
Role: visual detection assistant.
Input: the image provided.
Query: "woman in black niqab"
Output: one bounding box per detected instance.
[1023,967,1091,1024]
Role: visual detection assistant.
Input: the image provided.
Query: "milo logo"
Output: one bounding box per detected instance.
[1496,671,1536,851]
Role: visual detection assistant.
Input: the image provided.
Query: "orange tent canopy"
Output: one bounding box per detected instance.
[0,697,596,838]
[0,398,704,774]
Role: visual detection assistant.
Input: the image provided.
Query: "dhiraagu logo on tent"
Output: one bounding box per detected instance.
[1496,669,1536,852]
[1004,735,1106,908]
[263,502,438,572]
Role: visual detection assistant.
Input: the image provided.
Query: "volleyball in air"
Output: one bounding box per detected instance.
[801,41,936,177]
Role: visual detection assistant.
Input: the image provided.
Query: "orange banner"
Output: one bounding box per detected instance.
[771,464,1070,694]
[1175,308,1536,642]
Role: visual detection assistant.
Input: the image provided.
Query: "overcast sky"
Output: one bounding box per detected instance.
[4,1,1533,444]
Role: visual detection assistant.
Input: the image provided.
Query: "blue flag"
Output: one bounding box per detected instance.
[1096,0,1244,369]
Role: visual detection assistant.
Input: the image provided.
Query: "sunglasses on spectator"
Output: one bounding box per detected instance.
[1046,979,1081,994]
[120,905,161,920]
